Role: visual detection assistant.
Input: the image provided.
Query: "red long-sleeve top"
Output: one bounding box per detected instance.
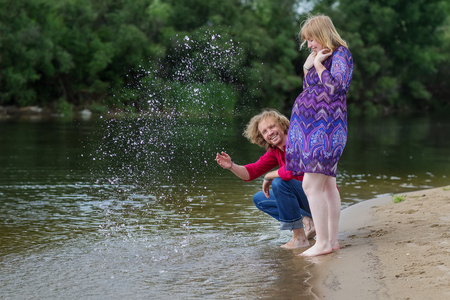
[244,146,304,182]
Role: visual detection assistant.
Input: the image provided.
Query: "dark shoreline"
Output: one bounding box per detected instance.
[0,105,93,121]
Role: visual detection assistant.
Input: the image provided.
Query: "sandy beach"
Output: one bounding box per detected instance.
[307,186,450,299]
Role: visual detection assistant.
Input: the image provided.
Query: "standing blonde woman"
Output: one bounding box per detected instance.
[286,14,353,257]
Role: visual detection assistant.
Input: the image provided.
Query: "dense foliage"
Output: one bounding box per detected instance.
[0,0,449,116]
[319,0,450,115]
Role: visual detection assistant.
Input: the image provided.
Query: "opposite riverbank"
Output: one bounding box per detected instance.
[307,186,450,299]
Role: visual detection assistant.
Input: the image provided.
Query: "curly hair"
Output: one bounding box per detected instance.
[243,108,290,150]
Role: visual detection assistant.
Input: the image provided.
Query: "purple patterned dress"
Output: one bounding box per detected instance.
[286,46,353,177]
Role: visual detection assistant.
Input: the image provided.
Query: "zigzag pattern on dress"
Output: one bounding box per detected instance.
[286,46,353,177]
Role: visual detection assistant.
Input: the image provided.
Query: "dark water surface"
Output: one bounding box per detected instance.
[1,115,449,299]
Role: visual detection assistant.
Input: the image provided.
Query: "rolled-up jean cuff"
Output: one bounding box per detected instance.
[279,218,303,231]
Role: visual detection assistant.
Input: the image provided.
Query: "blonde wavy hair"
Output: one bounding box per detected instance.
[243,109,290,150]
[299,14,348,52]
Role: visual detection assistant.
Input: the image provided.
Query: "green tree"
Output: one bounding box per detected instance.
[124,0,303,116]
[0,0,57,106]
[1,0,449,116]
[0,0,165,108]
[315,0,449,115]
[425,9,450,113]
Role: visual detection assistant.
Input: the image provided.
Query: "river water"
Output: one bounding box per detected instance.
[1,114,449,299]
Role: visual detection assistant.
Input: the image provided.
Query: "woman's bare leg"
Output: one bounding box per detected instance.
[299,173,333,257]
[323,176,341,250]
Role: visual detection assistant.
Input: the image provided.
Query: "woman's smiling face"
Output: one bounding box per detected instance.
[307,38,324,53]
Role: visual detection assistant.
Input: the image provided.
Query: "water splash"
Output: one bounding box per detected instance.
[87,29,250,235]
[111,29,247,118]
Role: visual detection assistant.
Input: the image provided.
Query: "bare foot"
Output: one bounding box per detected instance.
[298,243,332,257]
[302,217,316,240]
[280,237,310,249]
[331,243,340,251]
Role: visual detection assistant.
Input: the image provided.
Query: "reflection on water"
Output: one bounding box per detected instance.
[339,117,450,204]
[1,233,314,299]
[0,115,449,298]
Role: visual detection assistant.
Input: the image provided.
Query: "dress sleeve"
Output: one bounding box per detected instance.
[320,46,353,97]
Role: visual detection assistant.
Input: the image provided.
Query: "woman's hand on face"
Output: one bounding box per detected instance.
[314,48,332,64]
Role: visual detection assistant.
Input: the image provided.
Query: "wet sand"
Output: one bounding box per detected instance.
[307,186,450,299]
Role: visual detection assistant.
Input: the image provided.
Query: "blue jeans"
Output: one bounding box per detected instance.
[253,177,312,231]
